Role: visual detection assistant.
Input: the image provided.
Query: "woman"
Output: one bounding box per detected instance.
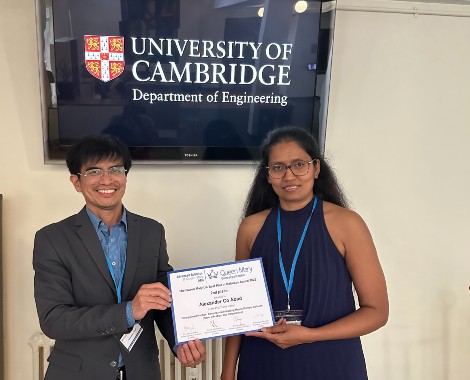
[221,127,388,380]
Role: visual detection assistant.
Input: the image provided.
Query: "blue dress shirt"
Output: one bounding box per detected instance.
[86,207,135,366]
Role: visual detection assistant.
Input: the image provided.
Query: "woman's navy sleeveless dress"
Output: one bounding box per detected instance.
[237,198,368,380]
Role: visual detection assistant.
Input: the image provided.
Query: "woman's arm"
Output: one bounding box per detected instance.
[221,212,268,379]
[221,335,242,380]
[246,205,388,348]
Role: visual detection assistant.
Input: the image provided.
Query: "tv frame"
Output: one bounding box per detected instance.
[35,0,336,164]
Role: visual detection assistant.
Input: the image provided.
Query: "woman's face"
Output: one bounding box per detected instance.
[267,141,320,211]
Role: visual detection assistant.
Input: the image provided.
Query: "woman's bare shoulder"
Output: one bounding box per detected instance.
[236,209,271,260]
[239,209,271,235]
[323,201,370,256]
[323,201,364,226]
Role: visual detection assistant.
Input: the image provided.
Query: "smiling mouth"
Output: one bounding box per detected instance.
[283,185,300,192]
[97,189,116,194]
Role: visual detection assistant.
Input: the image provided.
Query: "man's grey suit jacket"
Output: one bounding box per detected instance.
[33,207,176,380]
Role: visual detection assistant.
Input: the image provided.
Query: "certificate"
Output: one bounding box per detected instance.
[168,258,274,343]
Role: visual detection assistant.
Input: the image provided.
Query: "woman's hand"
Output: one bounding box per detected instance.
[245,319,315,349]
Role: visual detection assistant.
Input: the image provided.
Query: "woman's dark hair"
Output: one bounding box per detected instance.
[243,126,348,217]
[66,134,132,175]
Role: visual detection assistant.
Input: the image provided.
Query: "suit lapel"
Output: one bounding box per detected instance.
[122,211,142,301]
[75,208,116,293]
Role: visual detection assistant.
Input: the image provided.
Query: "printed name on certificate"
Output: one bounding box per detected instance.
[168,258,274,343]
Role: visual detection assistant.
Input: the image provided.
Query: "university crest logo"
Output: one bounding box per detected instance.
[84,35,125,82]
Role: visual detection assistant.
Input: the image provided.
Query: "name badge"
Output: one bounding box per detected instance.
[120,323,143,352]
[274,309,302,325]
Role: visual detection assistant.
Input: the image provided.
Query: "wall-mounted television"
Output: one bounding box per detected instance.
[37,0,335,163]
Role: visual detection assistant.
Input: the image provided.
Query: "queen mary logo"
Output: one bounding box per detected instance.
[84,35,125,82]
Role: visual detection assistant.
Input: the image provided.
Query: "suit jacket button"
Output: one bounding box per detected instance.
[110,361,117,367]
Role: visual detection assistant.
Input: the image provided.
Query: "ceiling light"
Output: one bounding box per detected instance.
[294,1,308,13]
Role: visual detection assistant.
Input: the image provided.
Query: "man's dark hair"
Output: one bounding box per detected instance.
[66,134,132,175]
[243,126,348,217]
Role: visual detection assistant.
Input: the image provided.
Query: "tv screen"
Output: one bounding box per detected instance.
[39,0,335,163]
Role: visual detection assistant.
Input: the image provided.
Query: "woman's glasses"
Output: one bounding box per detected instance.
[266,159,317,179]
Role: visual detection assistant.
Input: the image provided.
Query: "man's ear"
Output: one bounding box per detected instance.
[70,175,82,193]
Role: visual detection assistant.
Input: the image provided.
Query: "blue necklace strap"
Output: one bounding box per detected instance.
[277,197,317,309]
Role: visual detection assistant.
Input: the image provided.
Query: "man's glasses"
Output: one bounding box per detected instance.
[266,159,317,179]
[78,166,127,179]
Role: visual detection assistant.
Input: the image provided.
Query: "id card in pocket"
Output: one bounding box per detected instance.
[120,323,143,352]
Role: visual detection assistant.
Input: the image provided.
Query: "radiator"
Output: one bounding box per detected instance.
[29,331,224,380]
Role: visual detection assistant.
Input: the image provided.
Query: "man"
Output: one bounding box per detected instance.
[33,135,205,380]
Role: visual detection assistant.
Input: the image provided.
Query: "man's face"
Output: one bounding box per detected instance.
[70,158,127,217]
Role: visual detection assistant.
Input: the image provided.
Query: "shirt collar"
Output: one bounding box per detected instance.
[85,207,128,232]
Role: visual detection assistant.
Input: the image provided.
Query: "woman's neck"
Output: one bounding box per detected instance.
[279,193,315,211]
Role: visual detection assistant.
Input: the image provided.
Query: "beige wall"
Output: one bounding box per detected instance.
[1,0,469,379]
[329,0,470,378]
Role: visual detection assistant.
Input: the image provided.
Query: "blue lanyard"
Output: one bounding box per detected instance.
[277,197,317,311]
[104,254,126,303]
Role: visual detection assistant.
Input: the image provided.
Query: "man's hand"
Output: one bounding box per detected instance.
[177,339,206,367]
[131,282,171,320]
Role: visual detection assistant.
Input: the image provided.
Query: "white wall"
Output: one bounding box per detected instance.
[0,4,252,380]
[1,0,469,379]
[328,0,470,378]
